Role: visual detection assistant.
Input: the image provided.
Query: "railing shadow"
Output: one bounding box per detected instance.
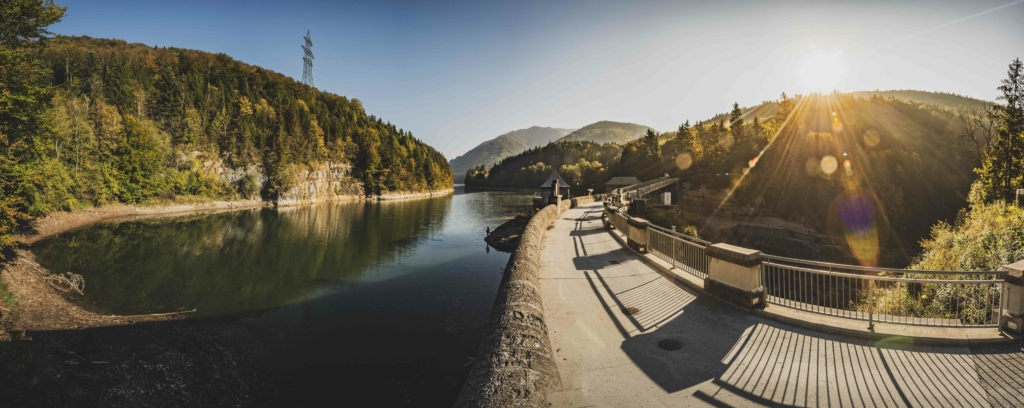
[570,202,1023,406]
[615,299,1022,407]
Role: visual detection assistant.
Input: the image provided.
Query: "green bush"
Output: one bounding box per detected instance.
[238,172,261,199]
[913,183,1024,272]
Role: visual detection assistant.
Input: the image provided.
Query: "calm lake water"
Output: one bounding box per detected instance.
[32,189,532,406]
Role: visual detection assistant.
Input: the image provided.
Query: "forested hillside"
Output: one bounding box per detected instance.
[731,93,979,265]
[467,91,992,264]
[449,126,572,183]
[848,90,991,111]
[0,6,451,258]
[464,141,621,189]
[38,36,452,201]
[555,121,650,144]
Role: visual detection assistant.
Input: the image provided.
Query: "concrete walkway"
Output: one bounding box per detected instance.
[539,202,1024,407]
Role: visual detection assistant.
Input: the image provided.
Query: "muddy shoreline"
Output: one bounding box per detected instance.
[17,187,454,247]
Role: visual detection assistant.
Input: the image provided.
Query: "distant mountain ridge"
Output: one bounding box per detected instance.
[450,121,652,182]
[555,121,651,144]
[450,126,574,182]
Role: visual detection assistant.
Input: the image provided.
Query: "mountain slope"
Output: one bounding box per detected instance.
[555,121,651,145]
[450,126,573,183]
[33,36,452,203]
[847,90,992,111]
[731,93,979,266]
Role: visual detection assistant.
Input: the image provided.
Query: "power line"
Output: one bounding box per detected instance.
[301,30,314,89]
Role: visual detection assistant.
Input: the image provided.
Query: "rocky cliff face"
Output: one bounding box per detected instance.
[203,160,452,206]
[276,162,364,206]
[202,160,363,205]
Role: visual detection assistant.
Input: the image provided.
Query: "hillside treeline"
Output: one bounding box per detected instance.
[0,2,451,258]
[464,97,787,191]
[465,141,621,189]
[40,35,452,203]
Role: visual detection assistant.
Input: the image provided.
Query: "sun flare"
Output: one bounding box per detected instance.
[796,49,848,92]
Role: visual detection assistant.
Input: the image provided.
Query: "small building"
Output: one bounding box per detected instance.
[535,171,571,208]
[541,171,571,190]
[605,176,640,192]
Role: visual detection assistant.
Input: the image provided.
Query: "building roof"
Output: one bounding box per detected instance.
[606,176,641,186]
[540,171,571,188]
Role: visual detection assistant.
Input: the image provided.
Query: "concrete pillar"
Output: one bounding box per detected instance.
[1000,260,1024,333]
[705,243,765,308]
[548,180,561,208]
[626,217,649,253]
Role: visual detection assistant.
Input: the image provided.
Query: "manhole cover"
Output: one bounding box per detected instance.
[658,339,683,351]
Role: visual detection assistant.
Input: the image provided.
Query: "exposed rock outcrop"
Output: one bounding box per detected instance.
[275,162,364,206]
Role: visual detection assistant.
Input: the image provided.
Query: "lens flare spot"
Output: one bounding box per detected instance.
[742,167,750,175]
[821,155,838,175]
[832,120,844,133]
[748,157,759,168]
[844,159,853,176]
[720,133,735,150]
[863,129,880,147]
[675,152,693,170]
[805,157,819,176]
[836,194,879,266]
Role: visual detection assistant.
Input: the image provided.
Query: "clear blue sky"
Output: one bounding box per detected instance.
[51,0,1024,159]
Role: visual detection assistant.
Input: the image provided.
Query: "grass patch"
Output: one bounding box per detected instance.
[0,278,15,309]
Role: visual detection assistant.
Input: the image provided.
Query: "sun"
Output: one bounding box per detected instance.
[796,49,848,92]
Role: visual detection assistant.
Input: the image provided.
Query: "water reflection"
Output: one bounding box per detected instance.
[32,192,525,317]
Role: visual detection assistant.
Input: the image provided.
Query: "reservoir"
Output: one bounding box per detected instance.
[31,189,532,406]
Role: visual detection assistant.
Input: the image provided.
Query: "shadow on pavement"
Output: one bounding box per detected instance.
[570,204,1024,407]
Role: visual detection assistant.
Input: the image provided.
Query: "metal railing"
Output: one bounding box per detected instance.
[601,201,1006,328]
[647,224,710,279]
[761,255,1006,327]
[609,177,678,206]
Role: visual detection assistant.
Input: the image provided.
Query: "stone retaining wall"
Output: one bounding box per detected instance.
[456,195,605,407]
[456,203,564,407]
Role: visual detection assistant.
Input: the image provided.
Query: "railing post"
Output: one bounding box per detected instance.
[626,217,649,253]
[671,226,677,268]
[867,280,875,331]
[705,243,765,309]
[999,260,1024,334]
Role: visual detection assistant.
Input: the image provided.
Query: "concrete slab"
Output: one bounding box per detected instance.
[538,201,1024,407]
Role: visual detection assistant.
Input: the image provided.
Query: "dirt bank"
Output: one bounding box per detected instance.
[0,248,276,407]
[1,250,189,332]
[484,213,530,253]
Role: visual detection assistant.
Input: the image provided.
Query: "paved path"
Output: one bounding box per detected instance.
[539,202,1024,407]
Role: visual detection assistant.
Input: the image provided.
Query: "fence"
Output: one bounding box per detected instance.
[604,204,1007,328]
[761,255,1006,327]
[646,224,710,279]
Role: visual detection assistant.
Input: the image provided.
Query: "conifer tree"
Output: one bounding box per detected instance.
[977,58,1024,201]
